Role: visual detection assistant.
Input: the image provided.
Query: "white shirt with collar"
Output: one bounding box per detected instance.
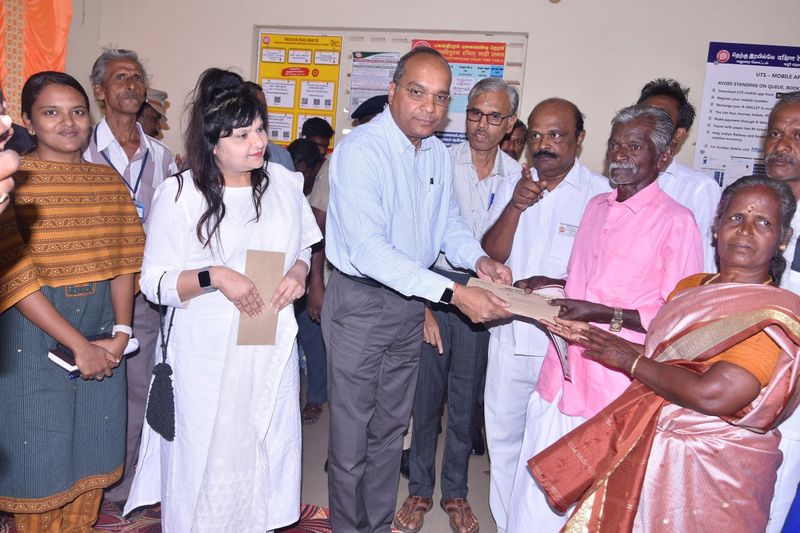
[780,209,800,295]
[326,108,485,303]
[488,159,611,356]
[434,141,522,272]
[84,118,178,224]
[768,208,800,533]
[658,160,721,272]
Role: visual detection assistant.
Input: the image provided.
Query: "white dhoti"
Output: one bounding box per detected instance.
[767,408,800,533]
[506,391,585,533]
[484,336,545,533]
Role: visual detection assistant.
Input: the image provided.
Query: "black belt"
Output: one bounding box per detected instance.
[335,268,383,288]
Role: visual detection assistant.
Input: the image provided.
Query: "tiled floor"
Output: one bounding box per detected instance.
[300,401,497,533]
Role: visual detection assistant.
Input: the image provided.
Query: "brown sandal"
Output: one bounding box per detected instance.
[393,495,433,533]
[440,498,480,533]
[301,403,322,424]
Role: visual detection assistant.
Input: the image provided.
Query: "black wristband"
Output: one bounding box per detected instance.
[440,285,454,304]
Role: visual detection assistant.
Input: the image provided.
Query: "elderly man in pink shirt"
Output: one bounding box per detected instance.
[505,104,703,532]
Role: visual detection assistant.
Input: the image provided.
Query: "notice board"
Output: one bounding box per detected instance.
[694,41,800,187]
[253,27,528,148]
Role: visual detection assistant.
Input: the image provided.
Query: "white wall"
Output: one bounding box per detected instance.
[65,0,800,173]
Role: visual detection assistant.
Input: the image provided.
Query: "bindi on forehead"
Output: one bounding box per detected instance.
[747,204,755,213]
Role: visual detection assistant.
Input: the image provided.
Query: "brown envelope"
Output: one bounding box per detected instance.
[236,250,286,346]
[466,277,561,322]
[466,277,571,381]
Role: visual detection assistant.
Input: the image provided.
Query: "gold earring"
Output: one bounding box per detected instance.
[712,233,718,239]
[780,244,787,251]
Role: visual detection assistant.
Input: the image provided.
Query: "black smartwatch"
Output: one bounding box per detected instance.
[198,267,216,293]
[440,282,455,304]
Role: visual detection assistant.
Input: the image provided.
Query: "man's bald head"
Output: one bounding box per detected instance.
[525,98,586,181]
[529,98,584,138]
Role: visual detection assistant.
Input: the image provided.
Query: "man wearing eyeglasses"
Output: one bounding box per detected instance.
[393,77,521,533]
[480,98,611,533]
[324,47,514,533]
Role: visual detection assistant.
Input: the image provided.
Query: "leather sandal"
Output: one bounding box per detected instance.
[393,495,433,533]
[441,497,480,533]
[301,403,322,424]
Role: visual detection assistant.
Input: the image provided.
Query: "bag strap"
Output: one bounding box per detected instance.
[156,272,176,361]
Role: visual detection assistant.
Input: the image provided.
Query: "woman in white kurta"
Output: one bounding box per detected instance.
[124,69,321,532]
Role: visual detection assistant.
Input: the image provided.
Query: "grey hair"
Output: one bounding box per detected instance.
[768,90,800,124]
[392,46,449,85]
[611,104,675,155]
[467,78,519,116]
[90,48,147,86]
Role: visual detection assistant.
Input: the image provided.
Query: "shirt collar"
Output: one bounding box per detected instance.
[453,141,473,165]
[531,158,583,191]
[560,159,585,190]
[661,159,679,179]
[381,108,433,154]
[490,148,511,178]
[93,118,115,152]
[453,141,506,177]
[600,178,662,213]
[94,118,149,159]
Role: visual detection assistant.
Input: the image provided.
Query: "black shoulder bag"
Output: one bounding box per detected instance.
[145,272,177,441]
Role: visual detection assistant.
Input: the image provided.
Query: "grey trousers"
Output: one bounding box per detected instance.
[104,291,161,503]
[322,271,425,533]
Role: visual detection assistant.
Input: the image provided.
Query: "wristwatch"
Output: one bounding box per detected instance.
[609,307,624,332]
[440,282,456,304]
[198,267,216,293]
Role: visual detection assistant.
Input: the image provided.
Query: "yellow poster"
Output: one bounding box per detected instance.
[257,32,342,148]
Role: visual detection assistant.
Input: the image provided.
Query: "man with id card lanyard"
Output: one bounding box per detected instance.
[393,77,521,533]
[480,98,611,533]
[84,48,178,506]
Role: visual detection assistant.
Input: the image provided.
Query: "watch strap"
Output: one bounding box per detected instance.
[440,282,456,304]
[198,267,216,292]
[609,307,624,332]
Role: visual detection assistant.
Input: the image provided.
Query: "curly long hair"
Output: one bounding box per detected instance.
[180,68,270,247]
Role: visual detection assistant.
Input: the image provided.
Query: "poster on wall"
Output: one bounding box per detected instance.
[694,41,800,187]
[257,32,342,147]
[349,51,400,112]
[411,39,506,146]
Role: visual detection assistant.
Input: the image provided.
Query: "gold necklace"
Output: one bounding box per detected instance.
[704,273,772,285]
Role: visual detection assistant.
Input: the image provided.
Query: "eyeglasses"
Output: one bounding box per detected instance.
[399,84,452,107]
[466,108,514,126]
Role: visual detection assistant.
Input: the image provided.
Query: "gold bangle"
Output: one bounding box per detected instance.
[629,354,645,377]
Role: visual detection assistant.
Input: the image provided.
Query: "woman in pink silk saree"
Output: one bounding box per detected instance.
[530,176,800,532]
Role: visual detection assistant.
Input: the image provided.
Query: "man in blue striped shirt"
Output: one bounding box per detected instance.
[322,46,512,533]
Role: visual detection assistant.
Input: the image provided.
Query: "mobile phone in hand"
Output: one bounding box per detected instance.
[48,333,140,379]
